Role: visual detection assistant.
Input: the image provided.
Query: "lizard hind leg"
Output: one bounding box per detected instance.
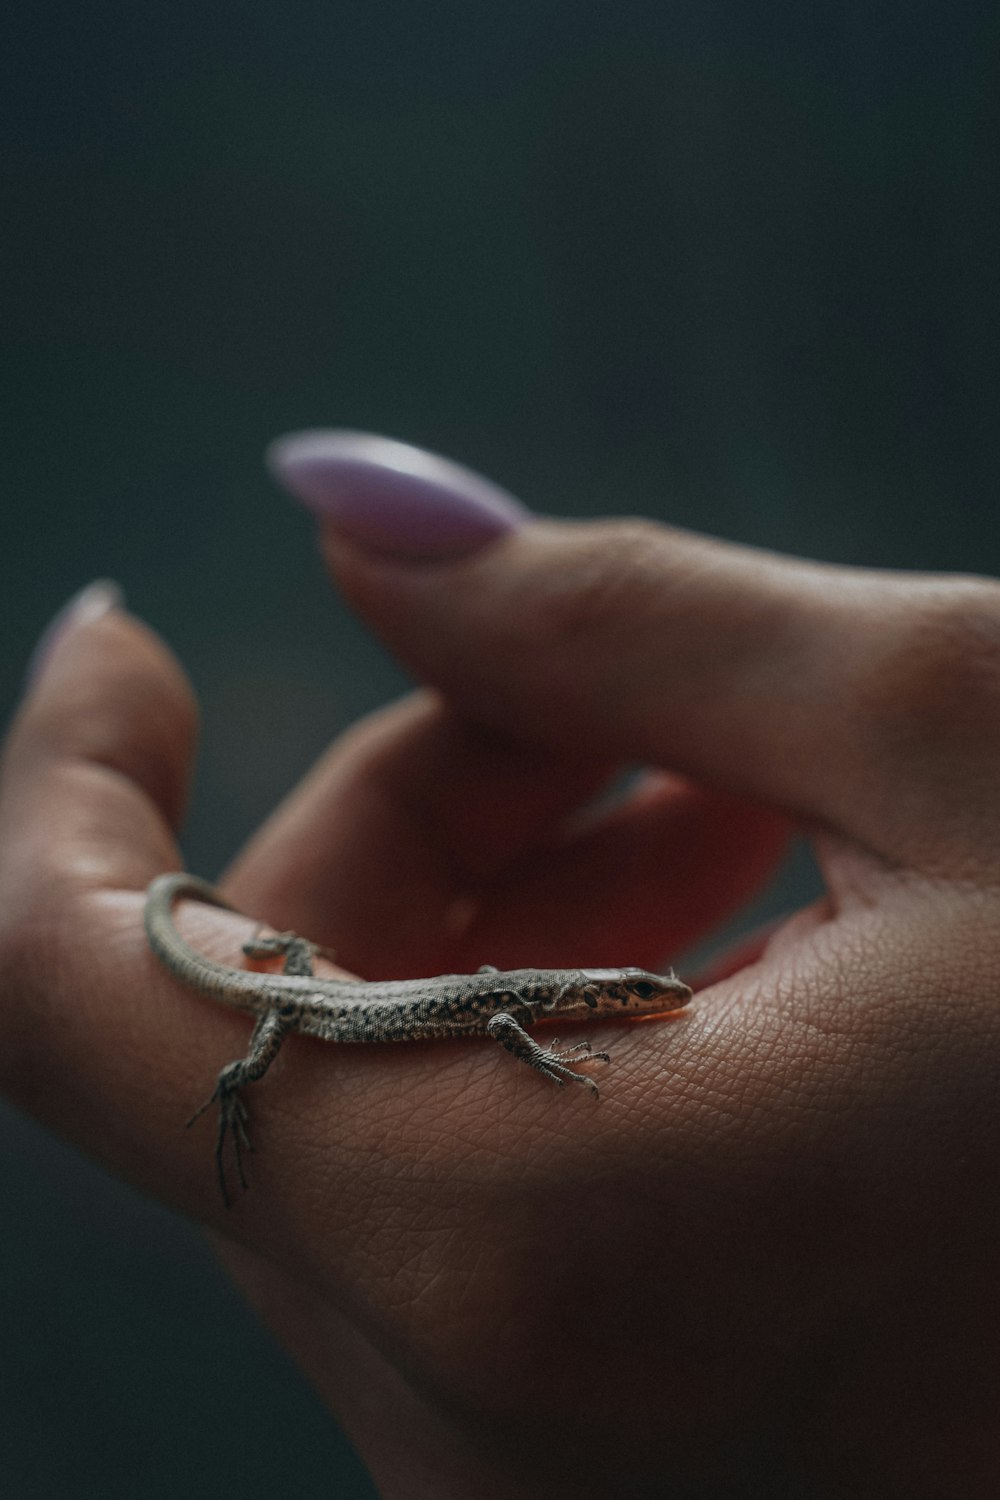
[186,1067,253,1205]
[186,1008,291,1206]
[242,928,319,973]
[188,913,317,1205]
[244,925,340,972]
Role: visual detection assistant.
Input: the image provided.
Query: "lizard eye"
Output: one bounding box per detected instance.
[630,981,657,1000]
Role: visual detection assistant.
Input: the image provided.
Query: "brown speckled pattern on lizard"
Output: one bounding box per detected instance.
[144,872,693,1203]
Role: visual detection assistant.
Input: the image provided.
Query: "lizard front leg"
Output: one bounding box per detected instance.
[486,1013,610,1095]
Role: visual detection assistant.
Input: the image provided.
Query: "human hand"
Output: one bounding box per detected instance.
[0,569,783,1499]
[275,430,1000,1497]
[3,428,1000,1497]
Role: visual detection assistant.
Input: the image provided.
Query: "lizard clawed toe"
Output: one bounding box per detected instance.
[488,1013,612,1095]
[187,1078,253,1207]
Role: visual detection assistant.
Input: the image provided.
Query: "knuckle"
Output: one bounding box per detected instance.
[858,577,1000,740]
[529,519,672,648]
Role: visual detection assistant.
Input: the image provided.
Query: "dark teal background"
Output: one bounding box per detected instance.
[2,3,998,1495]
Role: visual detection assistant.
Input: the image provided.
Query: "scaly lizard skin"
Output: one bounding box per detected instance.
[144,872,693,1203]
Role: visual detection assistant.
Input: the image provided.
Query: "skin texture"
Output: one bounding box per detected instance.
[2,516,1000,1497]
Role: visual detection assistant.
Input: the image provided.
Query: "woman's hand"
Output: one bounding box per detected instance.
[3,434,1000,1499]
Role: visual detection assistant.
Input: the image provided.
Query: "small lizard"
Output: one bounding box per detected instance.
[144,872,693,1203]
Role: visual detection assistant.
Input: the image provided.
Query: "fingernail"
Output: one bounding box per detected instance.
[266,429,529,561]
[26,579,125,686]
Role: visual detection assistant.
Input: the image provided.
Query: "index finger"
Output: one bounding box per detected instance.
[270,430,1000,878]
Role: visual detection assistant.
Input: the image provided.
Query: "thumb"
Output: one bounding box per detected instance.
[1,581,198,900]
[271,431,1000,871]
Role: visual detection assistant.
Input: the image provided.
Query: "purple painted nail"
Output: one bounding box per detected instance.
[26,579,124,687]
[266,430,529,561]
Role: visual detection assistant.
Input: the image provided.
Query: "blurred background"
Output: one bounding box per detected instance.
[2,2,998,1494]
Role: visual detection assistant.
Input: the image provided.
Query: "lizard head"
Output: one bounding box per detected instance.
[571,968,693,1018]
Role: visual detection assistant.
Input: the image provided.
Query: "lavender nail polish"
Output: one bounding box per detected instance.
[266,430,529,561]
[26,579,124,686]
